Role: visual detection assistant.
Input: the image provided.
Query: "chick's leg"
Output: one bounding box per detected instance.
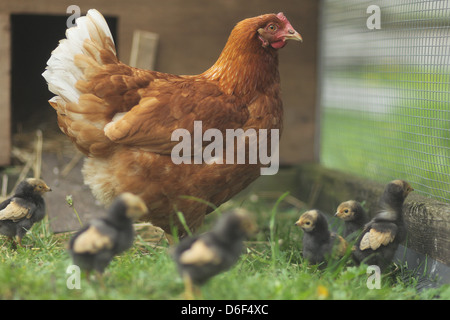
[16,236,27,248]
[84,270,91,283]
[95,271,106,289]
[183,273,196,300]
[193,284,203,300]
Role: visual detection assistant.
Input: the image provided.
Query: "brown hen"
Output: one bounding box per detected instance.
[43,9,302,235]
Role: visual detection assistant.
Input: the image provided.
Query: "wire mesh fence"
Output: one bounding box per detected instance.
[318,0,450,203]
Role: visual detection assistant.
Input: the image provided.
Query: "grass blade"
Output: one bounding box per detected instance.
[269,191,290,265]
[175,210,193,237]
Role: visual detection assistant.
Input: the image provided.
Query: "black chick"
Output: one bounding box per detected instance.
[295,209,348,265]
[0,178,52,247]
[335,200,368,240]
[68,192,148,281]
[171,209,257,300]
[352,180,414,271]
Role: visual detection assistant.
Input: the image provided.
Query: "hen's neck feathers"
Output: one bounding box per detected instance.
[201,16,280,100]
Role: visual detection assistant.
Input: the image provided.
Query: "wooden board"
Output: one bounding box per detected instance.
[129,30,159,71]
[0,14,11,166]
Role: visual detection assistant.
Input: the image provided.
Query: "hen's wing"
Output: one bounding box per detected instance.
[43,9,249,157]
[103,78,249,154]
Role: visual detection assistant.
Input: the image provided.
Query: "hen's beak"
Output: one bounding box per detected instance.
[277,12,303,42]
[285,29,303,42]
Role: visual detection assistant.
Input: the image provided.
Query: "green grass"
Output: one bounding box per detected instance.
[0,196,448,300]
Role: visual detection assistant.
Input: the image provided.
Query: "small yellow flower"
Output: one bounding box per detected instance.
[316,285,329,299]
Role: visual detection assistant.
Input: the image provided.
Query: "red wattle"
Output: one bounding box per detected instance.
[270,40,286,49]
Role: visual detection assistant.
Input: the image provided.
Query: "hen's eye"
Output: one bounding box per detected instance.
[268,24,277,31]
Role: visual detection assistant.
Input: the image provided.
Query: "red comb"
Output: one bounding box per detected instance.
[276,12,287,21]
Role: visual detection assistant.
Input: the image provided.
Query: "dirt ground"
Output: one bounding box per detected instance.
[7,126,105,233]
[41,151,106,233]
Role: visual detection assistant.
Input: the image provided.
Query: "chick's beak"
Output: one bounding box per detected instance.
[404,183,414,195]
[140,202,149,215]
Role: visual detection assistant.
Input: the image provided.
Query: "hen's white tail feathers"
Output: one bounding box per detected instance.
[42,9,116,104]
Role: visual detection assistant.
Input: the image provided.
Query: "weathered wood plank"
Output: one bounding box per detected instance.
[403,200,450,266]
[0,14,11,166]
[129,30,159,71]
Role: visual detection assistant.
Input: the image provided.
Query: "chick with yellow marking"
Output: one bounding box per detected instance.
[171,209,256,299]
[68,193,148,280]
[295,209,348,265]
[352,180,413,271]
[335,200,368,240]
[0,178,51,248]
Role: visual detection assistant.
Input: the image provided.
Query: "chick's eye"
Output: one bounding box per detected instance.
[305,221,311,225]
[344,209,349,213]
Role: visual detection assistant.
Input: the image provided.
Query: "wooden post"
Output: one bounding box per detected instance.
[129,30,159,71]
[0,14,11,166]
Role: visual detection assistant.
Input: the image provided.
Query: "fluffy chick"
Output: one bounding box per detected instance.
[335,200,368,240]
[352,180,413,271]
[68,193,148,281]
[0,178,51,247]
[171,209,256,300]
[295,209,348,265]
